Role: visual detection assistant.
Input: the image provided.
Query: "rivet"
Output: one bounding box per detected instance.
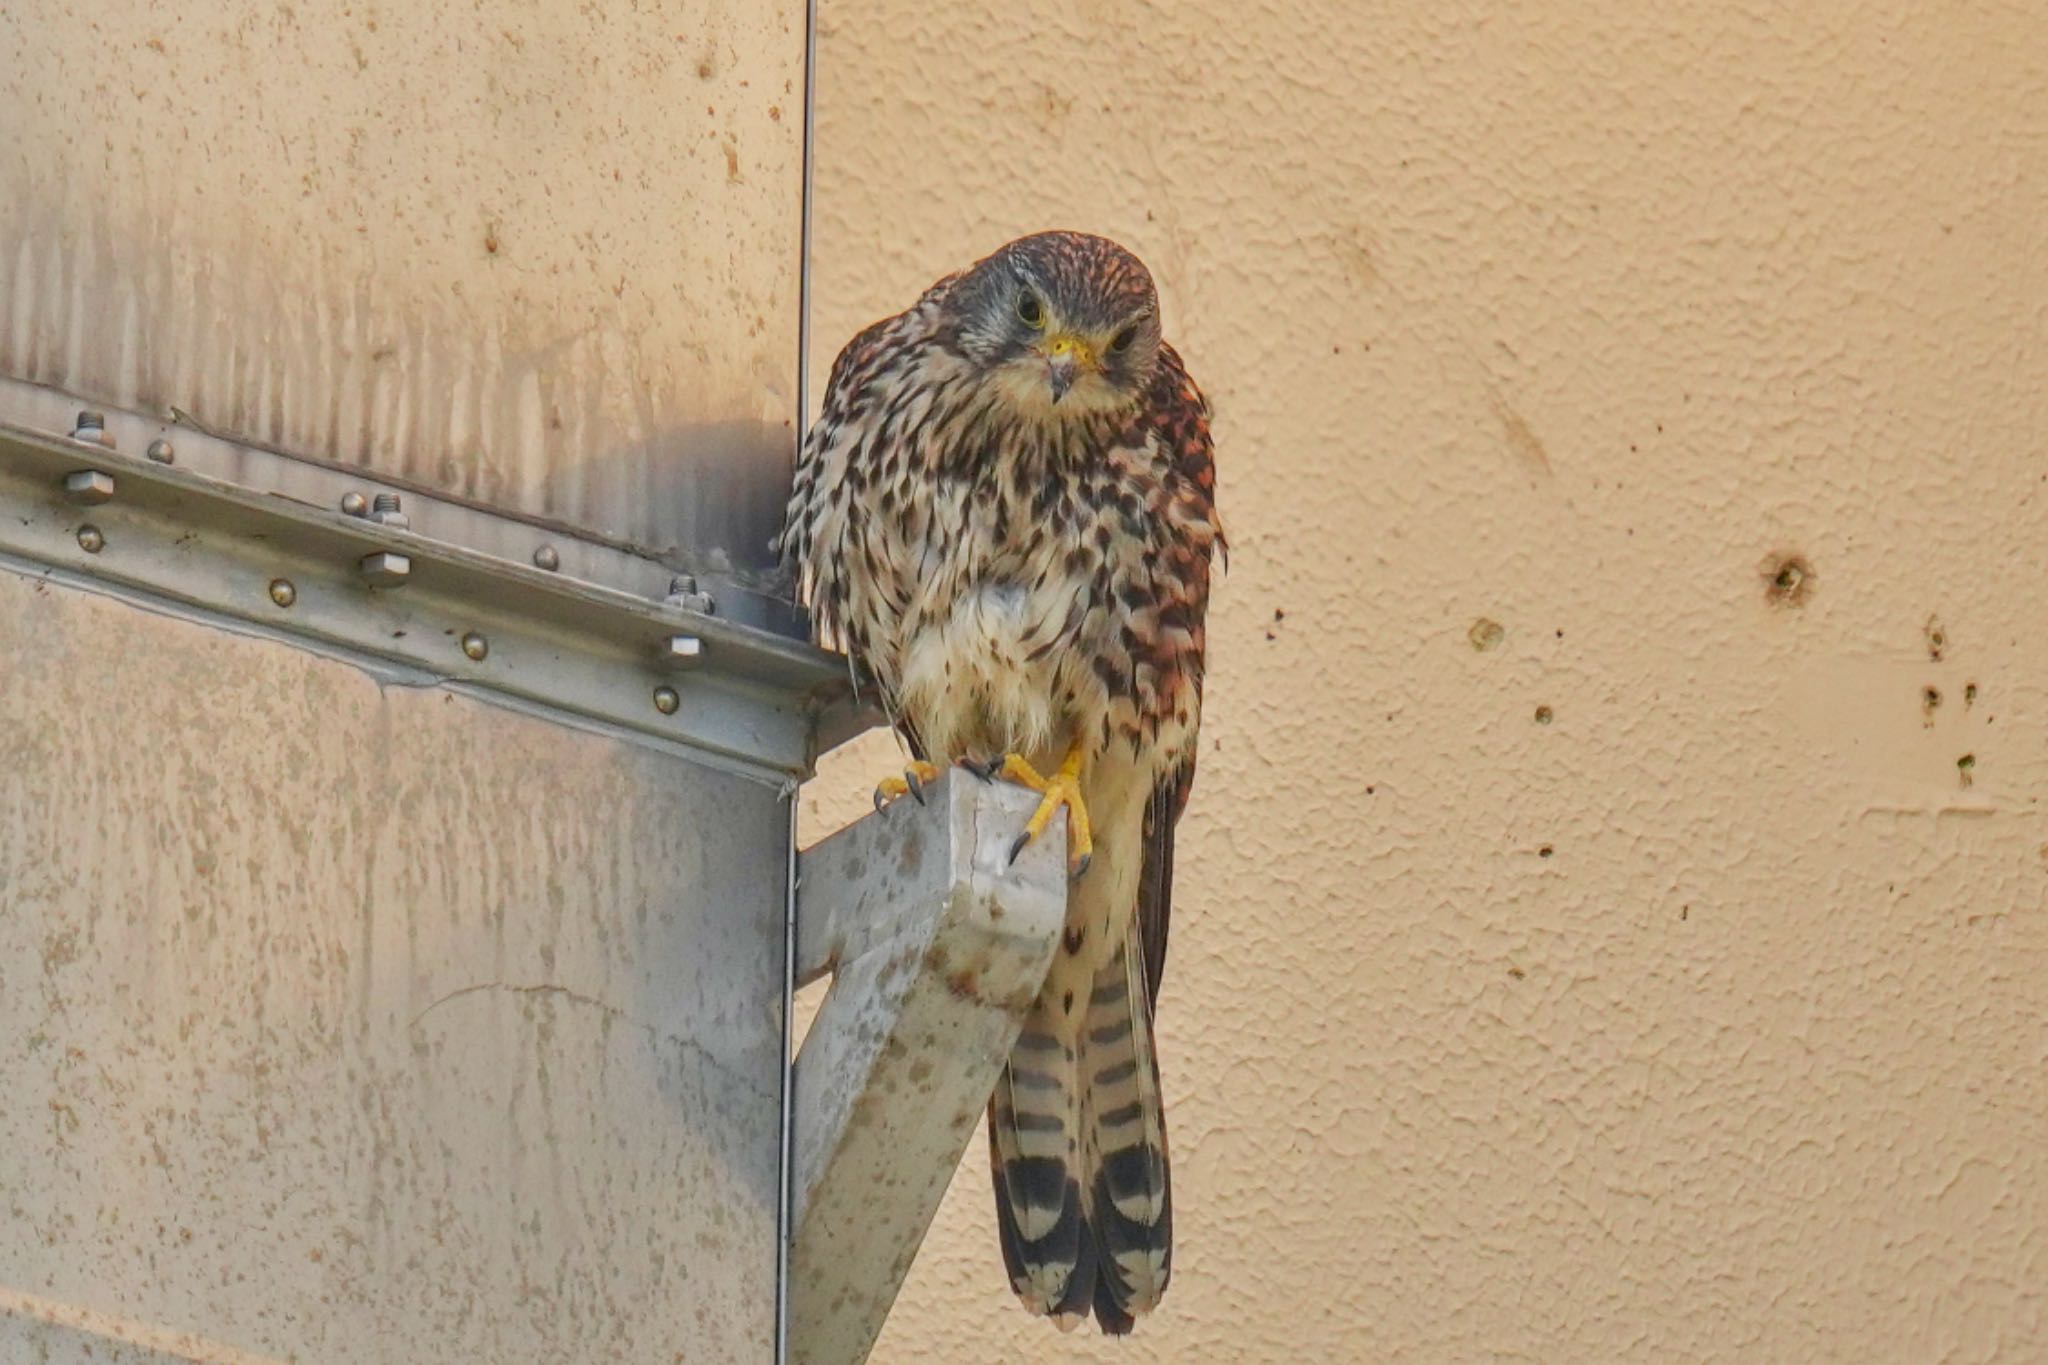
[146,438,175,465]
[64,470,116,504]
[69,411,111,447]
[358,551,411,586]
[653,685,680,715]
[461,631,489,661]
[340,491,370,517]
[533,544,560,572]
[76,524,104,553]
[268,578,297,608]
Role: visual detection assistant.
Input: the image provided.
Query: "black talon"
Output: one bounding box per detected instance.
[1070,852,1092,882]
[961,754,1001,782]
[1007,830,1031,866]
[873,788,888,815]
[906,768,927,804]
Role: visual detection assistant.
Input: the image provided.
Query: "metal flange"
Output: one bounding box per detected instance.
[0,401,874,779]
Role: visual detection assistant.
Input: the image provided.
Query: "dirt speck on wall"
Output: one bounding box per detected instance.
[802,1,2048,1359]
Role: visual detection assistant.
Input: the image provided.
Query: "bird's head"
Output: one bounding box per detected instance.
[946,231,1163,419]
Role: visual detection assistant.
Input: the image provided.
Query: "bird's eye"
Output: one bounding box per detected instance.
[1109,325,1139,355]
[1016,291,1044,328]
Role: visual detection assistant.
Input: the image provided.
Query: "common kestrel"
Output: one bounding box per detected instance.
[779,230,1223,1334]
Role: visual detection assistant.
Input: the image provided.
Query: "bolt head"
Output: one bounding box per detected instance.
[358,551,411,586]
[64,470,116,505]
[340,492,370,517]
[664,574,716,614]
[75,524,104,553]
[533,544,560,572]
[146,438,175,464]
[369,492,409,529]
[69,412,111,447]
[653,685,681,715]
[662,634,704,664]
[461,631,489,661]
[268,578,297,608]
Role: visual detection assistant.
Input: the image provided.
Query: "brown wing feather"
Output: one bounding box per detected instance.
[1131,341,1220,1017]
[1136,758,1190,1012]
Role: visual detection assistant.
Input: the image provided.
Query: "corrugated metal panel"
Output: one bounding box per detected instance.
[0,573,786,1360]
[0,0,805,576]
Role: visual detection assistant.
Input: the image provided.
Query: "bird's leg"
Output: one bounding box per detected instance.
[873,760,944,813]
[994,744,1093,881]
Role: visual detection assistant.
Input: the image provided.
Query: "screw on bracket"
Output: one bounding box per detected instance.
[268,579,297,608]
[461,631,489,661]
[146,439,175,465]
[664,573,716,615]
[652,685,681,715]
[358,551,411,587]
[69,411,113,448]
[76,525,104,553]
[370,492,409,529]
[64,470,116,505]
[532,544,561,572]
[340,491,370,517]
[661,634,705,666]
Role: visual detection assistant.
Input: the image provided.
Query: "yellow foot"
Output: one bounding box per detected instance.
[990,746,1093,881]
[873,760,943,813]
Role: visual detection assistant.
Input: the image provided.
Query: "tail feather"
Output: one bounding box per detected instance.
[1081,940,1172,1323]
[988,996,1088,1316]
[987,925,1172,1334]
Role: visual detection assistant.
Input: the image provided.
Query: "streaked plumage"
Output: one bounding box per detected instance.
[778,230,1222,1334]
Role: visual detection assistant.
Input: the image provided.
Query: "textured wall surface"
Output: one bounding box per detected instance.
[0,577,788,1360]
[1,0,804,568]
[802,2,2048,1360]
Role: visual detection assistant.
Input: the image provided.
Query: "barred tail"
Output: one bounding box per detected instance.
[1080,938,1171,1333]
[988,932,1171,1334]
[988,987,1094,1324]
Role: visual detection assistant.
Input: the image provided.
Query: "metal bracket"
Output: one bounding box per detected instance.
[789,773,1066,1365]
[0,391,877,778]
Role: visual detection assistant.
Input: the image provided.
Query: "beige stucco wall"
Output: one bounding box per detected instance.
[803,2,2048,1361]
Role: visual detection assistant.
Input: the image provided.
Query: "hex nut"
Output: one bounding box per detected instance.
[359,551,412,586]
[64,470,116,505]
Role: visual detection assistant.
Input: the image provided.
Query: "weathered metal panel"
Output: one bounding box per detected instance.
[0,571,785,1360]
[0,0,806,576]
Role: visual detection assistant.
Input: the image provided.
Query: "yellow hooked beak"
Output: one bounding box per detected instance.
[1038,333,1100,404]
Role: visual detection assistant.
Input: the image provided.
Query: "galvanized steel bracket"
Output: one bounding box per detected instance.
[790,773,1066,1365]
[0,385,874,779]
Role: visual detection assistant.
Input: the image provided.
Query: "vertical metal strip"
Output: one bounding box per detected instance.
[796,0,820,431]
[775,785,801,1364]
[778,2,821,1356]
